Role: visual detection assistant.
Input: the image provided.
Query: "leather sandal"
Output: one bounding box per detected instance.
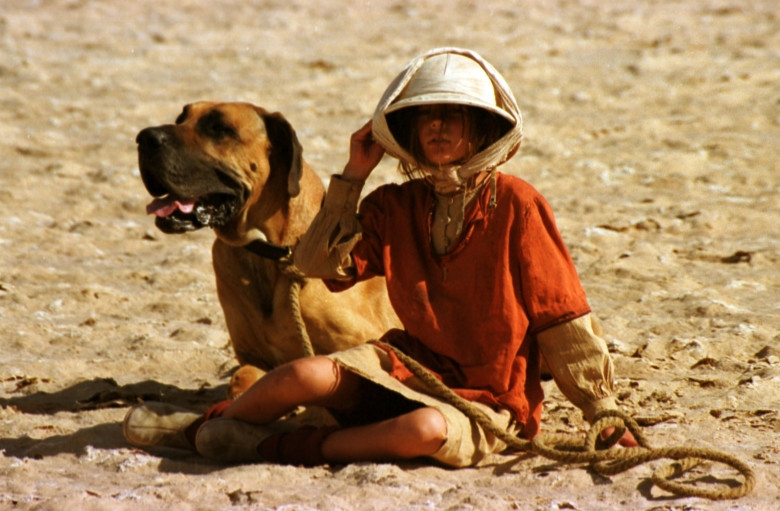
[194,417,296,463]
[123,402,201,451]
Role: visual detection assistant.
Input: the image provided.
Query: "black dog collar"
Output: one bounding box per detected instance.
[243,239,292,260]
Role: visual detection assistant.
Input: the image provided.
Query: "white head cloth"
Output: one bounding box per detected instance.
[371,47,523,184]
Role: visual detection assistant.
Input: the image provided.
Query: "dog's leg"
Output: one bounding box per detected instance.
[228,365,266,399]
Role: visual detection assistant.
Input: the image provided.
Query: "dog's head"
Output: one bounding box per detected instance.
[137,101,303,241]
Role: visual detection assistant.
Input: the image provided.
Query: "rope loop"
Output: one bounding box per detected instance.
[371,340,756,500]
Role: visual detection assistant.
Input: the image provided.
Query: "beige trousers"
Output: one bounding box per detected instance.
[330,343,522,467]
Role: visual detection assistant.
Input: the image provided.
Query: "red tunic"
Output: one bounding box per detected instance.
[326,172,590,438]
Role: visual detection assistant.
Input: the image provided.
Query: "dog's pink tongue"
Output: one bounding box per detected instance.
[146,197,196,217]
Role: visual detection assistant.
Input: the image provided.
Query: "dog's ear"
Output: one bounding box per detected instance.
[262,110,304,198]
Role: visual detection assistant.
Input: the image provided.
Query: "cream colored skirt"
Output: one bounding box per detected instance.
[329,343,521,468]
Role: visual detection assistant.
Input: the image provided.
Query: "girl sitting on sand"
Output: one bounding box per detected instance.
[124,47,636,466]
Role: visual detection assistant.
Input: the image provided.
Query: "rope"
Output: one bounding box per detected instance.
[274,255,755,500]
[373,340,755,501]
[279,261,315,358]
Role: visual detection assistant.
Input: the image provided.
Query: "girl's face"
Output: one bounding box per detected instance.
[414,105,471,166]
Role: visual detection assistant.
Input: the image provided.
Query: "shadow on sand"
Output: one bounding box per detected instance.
[0,377,228,473]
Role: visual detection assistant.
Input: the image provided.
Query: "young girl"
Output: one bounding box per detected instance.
[125,47,636,466]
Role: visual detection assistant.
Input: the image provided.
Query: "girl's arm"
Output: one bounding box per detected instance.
[537,313,638,447]
[292,174,364,280]
[293,121,385,279]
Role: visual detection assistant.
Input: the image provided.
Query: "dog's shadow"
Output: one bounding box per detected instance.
[0,377,230,473]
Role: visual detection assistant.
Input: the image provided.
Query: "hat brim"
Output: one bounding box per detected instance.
[385,92,516,124]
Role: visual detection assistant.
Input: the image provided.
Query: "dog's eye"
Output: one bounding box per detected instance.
[198,112,237,140]
[210,122,236,138]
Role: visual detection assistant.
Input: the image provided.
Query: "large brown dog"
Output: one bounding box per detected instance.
[137,101,400,393]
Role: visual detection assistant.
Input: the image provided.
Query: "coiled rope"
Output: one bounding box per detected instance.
[373,340,756,501]
[279,260,754,500]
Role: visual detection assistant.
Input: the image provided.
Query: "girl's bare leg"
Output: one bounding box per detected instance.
[221,355,362,424]
[218,355,449,462]
[322,406,447,462]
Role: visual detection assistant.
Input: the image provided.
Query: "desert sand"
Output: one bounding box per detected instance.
[1,0,778,509]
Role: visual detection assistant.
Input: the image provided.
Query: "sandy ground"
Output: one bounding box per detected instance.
[1,0,778,509]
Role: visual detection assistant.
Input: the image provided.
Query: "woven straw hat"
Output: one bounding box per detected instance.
[372,47,523,181]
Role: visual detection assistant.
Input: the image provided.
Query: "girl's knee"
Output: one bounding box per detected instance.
[409,407,448,451]
[281,356,336,388]
[278,356,357,404]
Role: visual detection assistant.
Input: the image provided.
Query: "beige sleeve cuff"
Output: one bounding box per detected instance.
[292,175,365,280]
[537,313,617,422]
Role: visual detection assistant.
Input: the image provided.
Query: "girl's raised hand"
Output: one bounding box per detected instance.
[343,120,385,181]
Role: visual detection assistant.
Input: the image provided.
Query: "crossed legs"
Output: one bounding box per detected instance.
[221,355,448,463]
